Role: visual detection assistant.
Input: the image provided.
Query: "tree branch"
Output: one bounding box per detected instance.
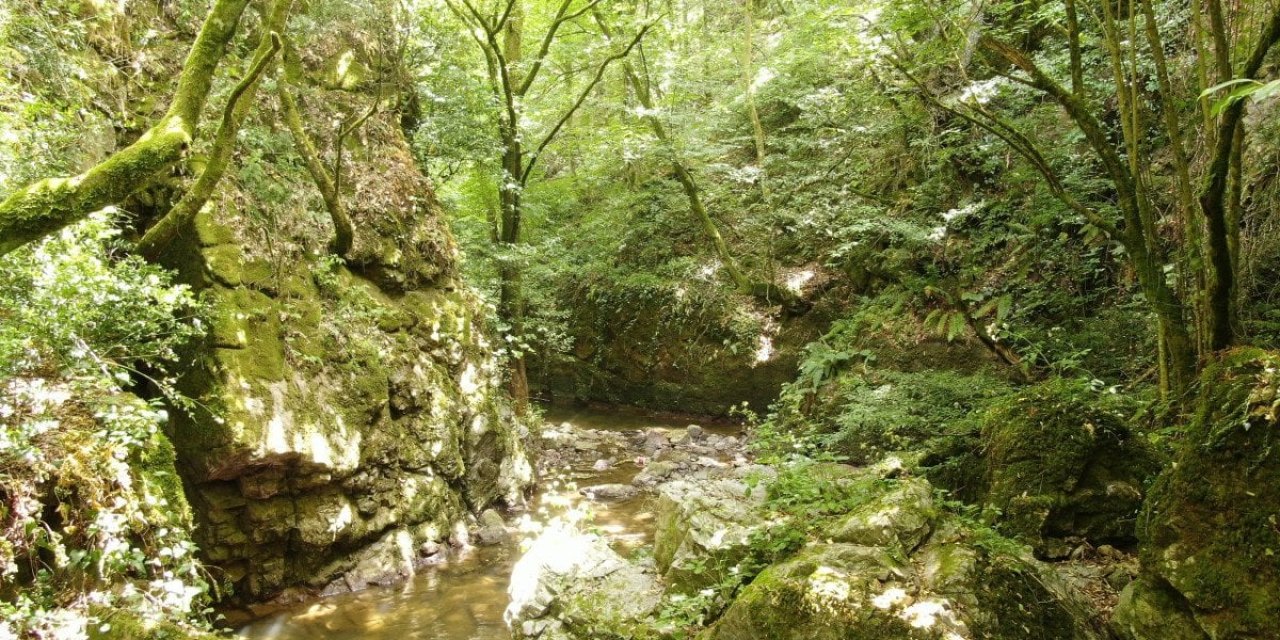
[138,0,292,258]
[520,18,655,184]
[0,0,253,256]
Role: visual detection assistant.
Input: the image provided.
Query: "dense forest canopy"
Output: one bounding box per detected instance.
[3,0,1280,638]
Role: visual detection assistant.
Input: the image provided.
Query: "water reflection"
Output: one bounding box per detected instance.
[235,406,718,640]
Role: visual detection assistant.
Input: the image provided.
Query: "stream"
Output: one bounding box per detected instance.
[235,406,741,640]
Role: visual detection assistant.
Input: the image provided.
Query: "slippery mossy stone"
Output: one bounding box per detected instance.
[827,477,935,551]
[980,378,1155,556]
[1111,576,1208,640]
[1126,348,1280,638]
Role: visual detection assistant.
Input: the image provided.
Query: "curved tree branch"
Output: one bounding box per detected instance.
[137,3,289,259]
[0,0,253,257]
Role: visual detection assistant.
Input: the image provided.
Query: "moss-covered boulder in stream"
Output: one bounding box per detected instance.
[1113,349,1280,639]
[706,520,1106,640]
[975,379,1156,557]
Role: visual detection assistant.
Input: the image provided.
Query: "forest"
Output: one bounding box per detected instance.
[2,0,1280,638]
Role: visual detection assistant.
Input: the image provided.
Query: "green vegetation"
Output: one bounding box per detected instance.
[4,0,1280,637]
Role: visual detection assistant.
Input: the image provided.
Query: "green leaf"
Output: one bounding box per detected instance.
[946,312,967,342]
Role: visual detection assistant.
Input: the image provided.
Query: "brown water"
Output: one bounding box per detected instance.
[235,406,737,640]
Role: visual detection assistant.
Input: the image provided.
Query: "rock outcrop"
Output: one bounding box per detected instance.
[153,60,533,602]
[1114,349,1280,639]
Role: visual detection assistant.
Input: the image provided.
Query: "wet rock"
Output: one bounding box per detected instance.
[475,509,509,546]
[580,483,640,502]
[686,424,705,441]
[592,458,613,471]
[507,528,662,639]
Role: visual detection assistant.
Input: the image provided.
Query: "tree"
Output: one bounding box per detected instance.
[0,0,254,257]
[441,0,652,409]
[890,0,1280,404]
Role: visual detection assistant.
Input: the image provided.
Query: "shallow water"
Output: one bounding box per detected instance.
[235,406,735,640]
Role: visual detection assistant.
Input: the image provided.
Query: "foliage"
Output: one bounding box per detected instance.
[0,212,211,637]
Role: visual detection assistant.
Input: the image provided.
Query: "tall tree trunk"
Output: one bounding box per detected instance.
[0,0,252,256]
[500,1,530,411]
[738,0,767,197]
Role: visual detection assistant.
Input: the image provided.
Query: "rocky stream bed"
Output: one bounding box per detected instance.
[236,406,1138,640]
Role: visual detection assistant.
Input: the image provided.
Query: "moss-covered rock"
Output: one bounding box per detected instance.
[653,467,774,594]
[158,112,535,604]
[1117,349,1280,638]
[826,476,936,551]
[707,522,1105,640]
[978,379,1156,557]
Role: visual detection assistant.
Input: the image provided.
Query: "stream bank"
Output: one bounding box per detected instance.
[234,406,746,639]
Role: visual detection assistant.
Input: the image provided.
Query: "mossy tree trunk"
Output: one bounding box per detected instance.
[0,0,253,257]
[137,0,290,259]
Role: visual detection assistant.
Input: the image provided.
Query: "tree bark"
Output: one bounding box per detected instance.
[138,0,290,259]
[0,0,252,257]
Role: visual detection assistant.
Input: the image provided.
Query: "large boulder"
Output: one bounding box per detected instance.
[707,522,1106,640]
[1114,349,1280,639]
[977,379,1156,557]
[506,527,663,639]
[653,467,776,594]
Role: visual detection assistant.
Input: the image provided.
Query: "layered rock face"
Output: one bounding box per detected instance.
[156,105,533,602]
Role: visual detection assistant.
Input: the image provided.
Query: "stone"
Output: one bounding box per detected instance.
[642,429,669,455]
[686,424,705,441]
[977,378,1157,557]
[579,483,640,502]
[507,527,662,639]
[632,461,679,487]
[1115,349,1280,638]
[827,477,935,551]
[708,526,1107,640]
[653,468,772,594]
[475,509,510,546]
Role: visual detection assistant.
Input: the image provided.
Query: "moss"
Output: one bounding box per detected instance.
[1136,348,1280,637]
[978,378,1154,554]
[87,610,212,640]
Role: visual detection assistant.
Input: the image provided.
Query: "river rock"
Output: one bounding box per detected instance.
[507,528,662,639]
[686,424,705,441]
[632,460,679,487]
[580,483,639,502]
[474,509,509,546]
[641,429,669,455]
[707,522,1107,640]
[653,467,773,594]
